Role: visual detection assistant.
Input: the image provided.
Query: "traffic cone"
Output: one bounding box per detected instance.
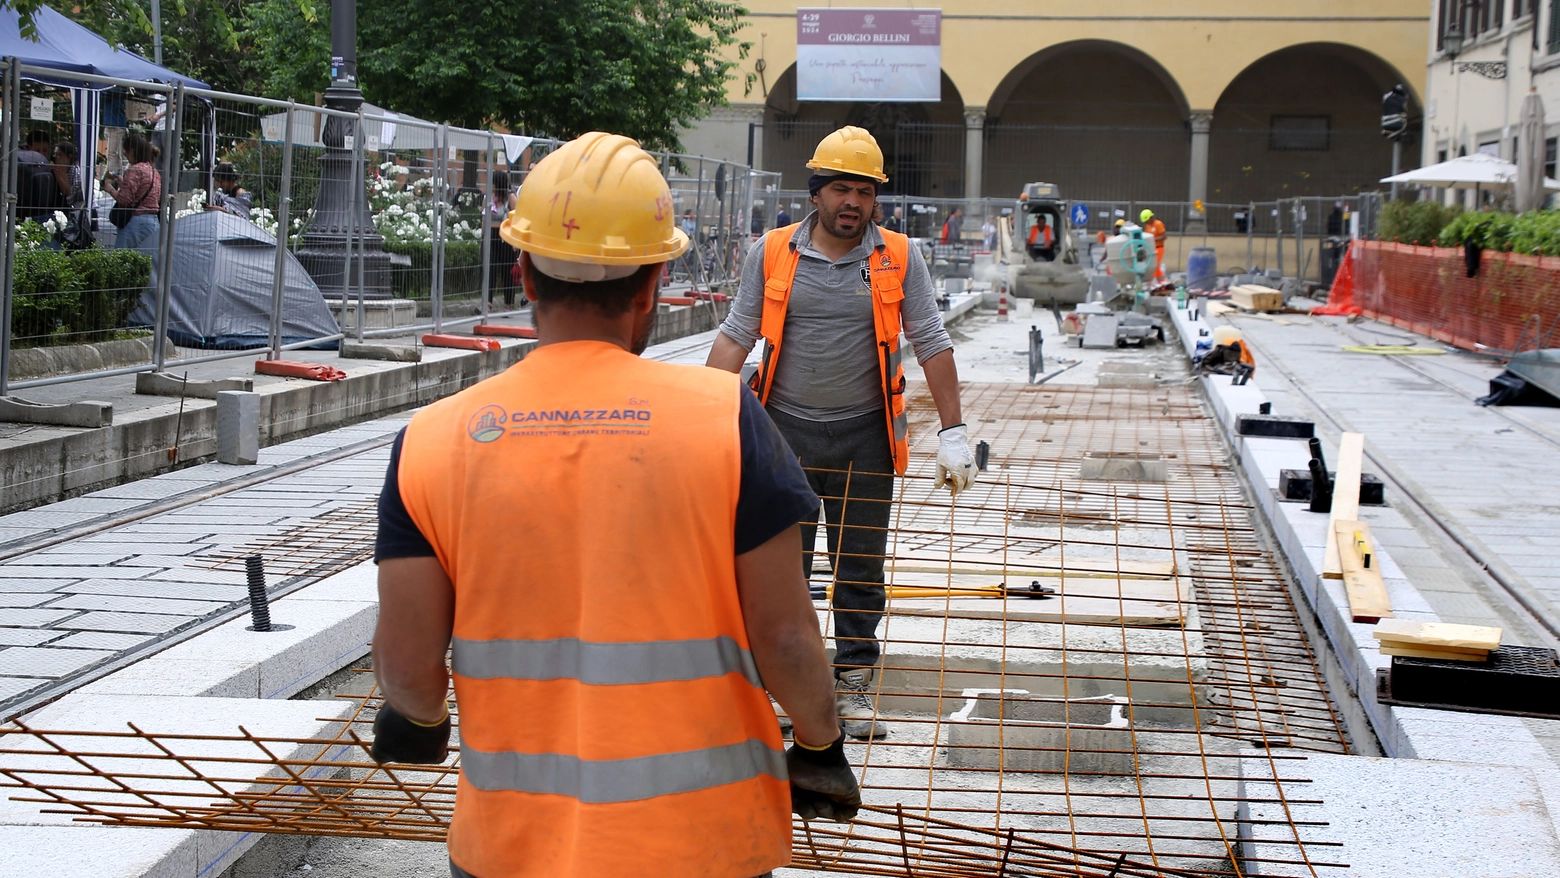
[997,287,1010,323]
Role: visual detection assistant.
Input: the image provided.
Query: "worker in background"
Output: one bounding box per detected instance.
[940,206,964,243]
[1027,213,1055,260]
[1194,324,1256,377]
[777,203,793,227]
[707,126,976,740]
[371,132,860,878]
[1140,208,1167,280]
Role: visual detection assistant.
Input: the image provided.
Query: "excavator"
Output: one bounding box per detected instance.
[999,182,1090,304]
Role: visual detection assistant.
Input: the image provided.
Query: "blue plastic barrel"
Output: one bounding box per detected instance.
[1187,247,1218,291]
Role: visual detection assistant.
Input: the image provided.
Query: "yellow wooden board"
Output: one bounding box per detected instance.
[1323,432,1365,579]
[1334,519,1392,623]
[1230,286,1284,312]
[1378,643,1490,662]
[1373,619,1502,651]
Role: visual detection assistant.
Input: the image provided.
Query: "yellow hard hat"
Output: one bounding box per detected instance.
[806,126,889,183]
[1139,208,1155,223]
[1212,326,1242,345]
[501,132,689,279]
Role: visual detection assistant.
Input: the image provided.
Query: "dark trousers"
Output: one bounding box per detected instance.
[766,407,894,673]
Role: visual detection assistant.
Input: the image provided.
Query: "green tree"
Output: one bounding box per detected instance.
[241,0,752,151]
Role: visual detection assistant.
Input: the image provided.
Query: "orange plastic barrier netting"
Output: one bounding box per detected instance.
[1348,240,1560,352]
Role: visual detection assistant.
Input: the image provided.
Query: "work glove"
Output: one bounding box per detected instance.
[936,424,978,496]
[786,733,861,822]
[370,701,451,765]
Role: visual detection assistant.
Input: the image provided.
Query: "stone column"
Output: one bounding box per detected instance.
[1187,112,1213,206]
[1187,111,1213,232]
[964,106,987,200]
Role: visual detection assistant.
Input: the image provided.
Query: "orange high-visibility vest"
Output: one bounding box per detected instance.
[751,223,911,475]
[397,341,791,878]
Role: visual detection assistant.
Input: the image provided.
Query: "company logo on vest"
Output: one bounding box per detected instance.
[467,405,509,443]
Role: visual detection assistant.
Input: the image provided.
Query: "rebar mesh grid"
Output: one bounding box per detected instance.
[193,497,379,580]
[1,380,1349,876]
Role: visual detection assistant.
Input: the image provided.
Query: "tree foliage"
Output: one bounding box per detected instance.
[5,0,752,152]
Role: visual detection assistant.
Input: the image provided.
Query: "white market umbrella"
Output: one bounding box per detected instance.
[1516,91,1548,213]
[1381,152,1560,192]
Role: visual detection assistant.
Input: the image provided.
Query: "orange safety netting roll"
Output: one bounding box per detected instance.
[1348,240,1560,352]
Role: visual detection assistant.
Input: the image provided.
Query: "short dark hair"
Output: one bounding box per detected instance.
[525,258,660,317]
[53,141,77,163]
[214,161,238,181]
[493,170,510,194]
[124,130,154,165]
[26,129,49,147]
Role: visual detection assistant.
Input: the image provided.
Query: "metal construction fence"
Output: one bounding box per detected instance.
[0,58,775,395]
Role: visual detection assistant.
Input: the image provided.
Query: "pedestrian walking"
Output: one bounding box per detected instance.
[706,125,978,740]
[486,170,519,307]
[371,131,860,878]
[103,130,161,258]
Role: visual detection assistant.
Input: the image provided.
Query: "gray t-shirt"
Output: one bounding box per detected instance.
[719,212,952,422]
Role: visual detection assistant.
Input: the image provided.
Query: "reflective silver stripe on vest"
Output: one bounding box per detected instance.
[884,342,908,442]
[452,636,763,689]
[461,738,787,803]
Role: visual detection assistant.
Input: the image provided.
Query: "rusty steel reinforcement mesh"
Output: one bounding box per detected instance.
[1351,240,1560,353]
[0,381,1352,876]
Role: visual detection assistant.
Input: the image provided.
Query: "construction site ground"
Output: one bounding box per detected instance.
[2,293,1559,877]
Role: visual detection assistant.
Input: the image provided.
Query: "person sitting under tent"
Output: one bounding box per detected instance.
[206,162,253,221]
[1194,325,1256,378]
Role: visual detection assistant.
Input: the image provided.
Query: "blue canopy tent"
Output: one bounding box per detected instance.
[0,5,208,227]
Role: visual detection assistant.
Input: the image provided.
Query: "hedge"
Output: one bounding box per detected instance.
[382,240,486,300]
[11,246,151,346]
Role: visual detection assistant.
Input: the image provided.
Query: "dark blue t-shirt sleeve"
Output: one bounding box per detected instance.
[735,388,820,554]
[375,428,437,562]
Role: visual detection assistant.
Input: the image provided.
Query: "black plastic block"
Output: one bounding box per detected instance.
[1377,646,1560,719]
[1235,413,1315,439]
[1278,469,1386,505]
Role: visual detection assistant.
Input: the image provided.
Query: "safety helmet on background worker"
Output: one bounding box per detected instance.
[806,126,889,184]
[1113,218,1126,231]
[1212,326,1243,345]
[500,131,689,283]
[1140,208,1155,223]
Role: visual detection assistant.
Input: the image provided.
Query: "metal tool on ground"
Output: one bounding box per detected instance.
[1027,324,1043,382]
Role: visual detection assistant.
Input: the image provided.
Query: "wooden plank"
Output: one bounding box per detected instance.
[1373,619,1502,651]
[1322,432,1365,579]
[1334,519,1392,623]
[1378,643,1490,662]
[1230,286,1283,312]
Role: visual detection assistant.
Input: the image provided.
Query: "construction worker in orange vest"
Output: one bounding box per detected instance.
[370,132,860,878]
[706,126,975,741]
[1140,208,1168,280]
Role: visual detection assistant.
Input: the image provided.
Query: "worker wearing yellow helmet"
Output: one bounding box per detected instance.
[1140,208,1168,280]
[707,125,974,741]
[371,132,859,878]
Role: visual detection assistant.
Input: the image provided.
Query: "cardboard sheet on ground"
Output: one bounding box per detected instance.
[889,551,1175,580]
[881,572,1186,626]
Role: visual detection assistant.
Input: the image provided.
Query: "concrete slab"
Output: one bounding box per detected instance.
[1238,752,1560,877]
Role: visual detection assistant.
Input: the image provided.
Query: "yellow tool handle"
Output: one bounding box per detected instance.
[823,583,1010,601]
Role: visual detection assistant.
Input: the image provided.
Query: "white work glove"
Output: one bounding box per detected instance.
[936,424,978,496]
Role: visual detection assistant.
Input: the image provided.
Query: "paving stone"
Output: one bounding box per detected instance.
[50,593,227,617]
[0,608,78,627]
[57,579,247,602]
[107,554,225,569]
[0,593,58,608]
[0,646,114,677]
[20,552,136,567]
[0,566,149,580]
[0,579,72,594]
[0,676,47,701]
[0,629,65,647]
[145,567,249,585]
[0,511,99,529]
[47,497,147,515]
[47,631,154,651]
[86,478,215,500]
[54,611,191,635]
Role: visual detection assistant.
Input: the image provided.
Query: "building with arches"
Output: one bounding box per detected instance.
[682,2,1427,205]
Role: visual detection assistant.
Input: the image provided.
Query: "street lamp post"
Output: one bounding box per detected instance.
[295,0,391,300]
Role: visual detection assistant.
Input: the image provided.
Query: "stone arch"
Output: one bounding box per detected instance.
[1207,42,1419,203]
[763,64,966,196]
[981,40,1192,200]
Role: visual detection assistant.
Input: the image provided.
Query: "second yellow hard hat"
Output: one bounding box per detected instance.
[501,132,689,272]
[806,126,889,182]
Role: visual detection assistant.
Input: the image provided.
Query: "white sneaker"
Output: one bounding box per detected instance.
[835,669,889,739]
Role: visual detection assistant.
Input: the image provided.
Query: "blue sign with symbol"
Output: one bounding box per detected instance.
[1070,203,1090,226]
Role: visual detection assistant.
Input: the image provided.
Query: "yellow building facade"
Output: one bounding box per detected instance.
[681,2,1428,206]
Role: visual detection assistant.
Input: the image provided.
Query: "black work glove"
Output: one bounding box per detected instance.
[786,732,860,822]
[370,702,451,764]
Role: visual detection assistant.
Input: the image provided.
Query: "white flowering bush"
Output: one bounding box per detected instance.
[369,162,482,246]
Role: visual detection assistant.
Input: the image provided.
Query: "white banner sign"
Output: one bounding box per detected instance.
[796,8,942,103]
